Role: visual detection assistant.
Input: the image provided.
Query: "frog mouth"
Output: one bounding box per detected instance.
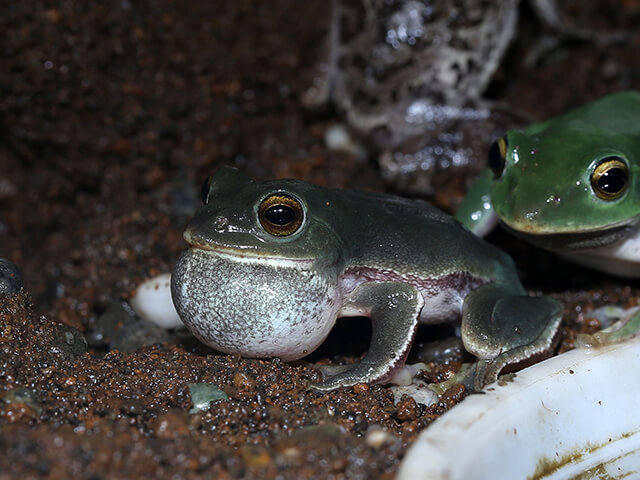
[501,222,635,252]
[183,231,317,266]
[182,223,322,265]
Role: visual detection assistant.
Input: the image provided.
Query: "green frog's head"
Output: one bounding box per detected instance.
[487,92,640,249]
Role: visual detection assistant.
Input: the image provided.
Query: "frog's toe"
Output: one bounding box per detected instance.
[307,361,381,391]
[311,363,352,379]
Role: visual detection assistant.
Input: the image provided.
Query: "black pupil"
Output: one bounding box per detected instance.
[265,204,295,225]
[488,140,505,173]
[598,167,627,194]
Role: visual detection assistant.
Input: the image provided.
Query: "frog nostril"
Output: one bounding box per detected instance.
[214,216,229,231]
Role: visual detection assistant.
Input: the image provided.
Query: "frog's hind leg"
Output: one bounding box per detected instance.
[461,283,563,391]
[308,282,423,392]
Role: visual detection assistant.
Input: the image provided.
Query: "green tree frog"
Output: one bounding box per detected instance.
[171,167,562,391]
[457,91,640,277]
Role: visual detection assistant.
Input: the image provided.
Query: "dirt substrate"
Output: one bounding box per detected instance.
[2,1,640,479]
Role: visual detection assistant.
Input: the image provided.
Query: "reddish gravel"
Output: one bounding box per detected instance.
[2,1,640,478]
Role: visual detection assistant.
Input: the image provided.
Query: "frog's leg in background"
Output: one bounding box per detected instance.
[576,305,640,347]
[309,282,423,392]
[454,169,498,237]
[461,283,563,391]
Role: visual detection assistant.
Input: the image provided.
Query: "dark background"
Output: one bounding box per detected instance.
[1,1,640,478]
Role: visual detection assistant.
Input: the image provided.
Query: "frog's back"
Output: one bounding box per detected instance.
[527,91,640,138]
[310,186,517,283]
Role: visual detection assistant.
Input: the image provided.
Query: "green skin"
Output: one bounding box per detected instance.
[457,91,640,344]
[171,167,562,391]
[457,91,640,278]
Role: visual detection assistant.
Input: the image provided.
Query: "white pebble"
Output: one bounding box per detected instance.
[324,124,367,159]
[130,273,183,328]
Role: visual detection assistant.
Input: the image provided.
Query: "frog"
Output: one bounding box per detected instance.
[303,0,522,194]
[456,91,640,277]
[304,0,624,194]
[456,91,640,344]
[170,166,562,391]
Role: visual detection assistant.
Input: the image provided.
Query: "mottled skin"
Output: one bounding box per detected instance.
[306,0,620,194]
[172,167,562,391]
[457,91,640,277]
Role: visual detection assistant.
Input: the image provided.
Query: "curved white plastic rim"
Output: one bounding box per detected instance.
[397,336,640,480]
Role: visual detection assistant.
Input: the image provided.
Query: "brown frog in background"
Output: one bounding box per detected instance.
[304,0,622,194]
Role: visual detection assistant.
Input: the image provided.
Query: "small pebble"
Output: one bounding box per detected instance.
[52,324,88,360]
[110,319,170,352]
[323,123,367,159]
[0,259,23,295]
[86,300,137,348]
[352,383,369,393]
[396,395,418,421]
[365,426,396,448]
[438,383,466,409]
[188,383,229,413]
[240,445,273,469]
[391,381,438,407]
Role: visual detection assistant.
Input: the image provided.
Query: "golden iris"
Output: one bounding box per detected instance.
[258,194,304,236]
[591,157,629,200]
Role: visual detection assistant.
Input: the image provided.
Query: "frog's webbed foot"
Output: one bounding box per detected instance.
[308,282,423,392]
[576,306,640,347]
[461,284,563,391]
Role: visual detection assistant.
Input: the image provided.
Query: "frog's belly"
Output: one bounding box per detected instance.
[560,230,640,278]
[340,267,488,323]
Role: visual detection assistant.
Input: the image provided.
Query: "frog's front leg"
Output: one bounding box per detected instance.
[454,169,498,237]
[461,283,563,391]
[309,282,423,392]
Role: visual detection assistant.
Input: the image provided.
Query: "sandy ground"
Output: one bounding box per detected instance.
[2,1,640,478]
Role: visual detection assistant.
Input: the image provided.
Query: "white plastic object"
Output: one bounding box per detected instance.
[397,336,640,480]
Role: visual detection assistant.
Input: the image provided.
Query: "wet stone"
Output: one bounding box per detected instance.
[51,324,88,360]
[0,259,23,295]
[409,336,466,364]
[86,300,138,348]
[188,383,229,414]
[109,319,170,353]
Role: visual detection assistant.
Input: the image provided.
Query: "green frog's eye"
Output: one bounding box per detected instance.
[488,136,508,178]
[258,194,304,236]
[591,157,629,200]
[201,176,214,204]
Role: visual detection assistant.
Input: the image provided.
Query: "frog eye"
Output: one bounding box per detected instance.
[201,176,214,204]
[488,136,508,178]
[258,194,304,236]
[591,157,629,200]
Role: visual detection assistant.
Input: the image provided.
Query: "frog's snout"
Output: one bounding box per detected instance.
[183,224,208,248]
[183,210,230,248]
